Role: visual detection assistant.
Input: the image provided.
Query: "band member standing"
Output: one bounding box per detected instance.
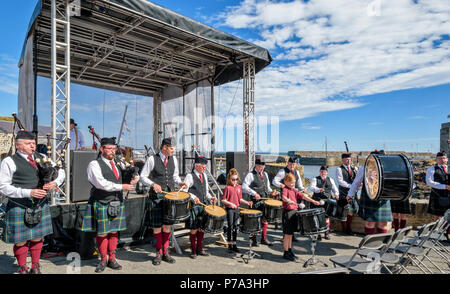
[69,118,86,150]
[183,156,217,259]
[81,137,138,273]
[242,158,279,247]
[221,168,253,254]
[347,150,393,235]
[336,153,359,235]
[281,173,320,261]
[0,131,65,274]
[309,165,339,240]
[139,137,187,265]
[425,151,450,239]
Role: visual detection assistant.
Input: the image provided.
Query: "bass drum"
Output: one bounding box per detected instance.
[364,154,414,202]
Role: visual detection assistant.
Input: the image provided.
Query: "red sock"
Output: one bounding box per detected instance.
[196,231,204,252]
[162,231,171,254]
[262,222,268,240]
[377,227,388,234]
[13,243,29,268]
[400,219,407,229]
[107,232,119,261]
[189,233,197,252]
[347,215,353,231]
[96,236,108,261]
[326,218,330,228]
[29,240,43,265]
[154,232,162,254]
[365,227,375,235]
[393,218,399,231]
[341,220,347,232]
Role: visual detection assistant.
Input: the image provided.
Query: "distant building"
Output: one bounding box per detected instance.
[441,122,450,154]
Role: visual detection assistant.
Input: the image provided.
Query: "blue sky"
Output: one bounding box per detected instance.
[0,0,449,153]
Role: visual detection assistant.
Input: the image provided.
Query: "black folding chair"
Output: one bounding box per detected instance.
[330,232,393,274]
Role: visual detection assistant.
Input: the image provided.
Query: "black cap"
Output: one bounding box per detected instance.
[101,137,116,146]
[195,156,208,165]
[255,158,265,165]
[288,157,297,163]
[436,151,447,157]
[161,137,175,147]
[341,153,351,159]
[16,130,36,140]
[320,165,328,171]
[70,118,77,126]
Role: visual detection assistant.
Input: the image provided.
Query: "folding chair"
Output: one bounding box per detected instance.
[393,221,438,274]
[330,232,393,274]
[357,226,413,274]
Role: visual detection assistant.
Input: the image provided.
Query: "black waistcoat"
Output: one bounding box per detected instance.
[313,176,332,200]
[188,172,207,203]
[91,158,123,202]
[250,170,270,198]
[432,165,449,198]
[281,167,300,185]
[338,165,356,196]
[150,154,175,192]
[11,153,40,190]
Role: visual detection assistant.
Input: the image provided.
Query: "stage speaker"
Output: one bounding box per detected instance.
[226,152,247,183]
[70,150,98,203]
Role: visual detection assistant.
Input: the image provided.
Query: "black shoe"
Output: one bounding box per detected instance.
[232,245,240,253]
[317,234,322,241]
[152,253,162,266]
[292,235,298,242]
[95,260,107,273]
[251,237,258,247]
[197,250,209,256]
[190,250,197,259]
[227,245,234,253]
[346,228,354,236]
[324,232,330,240]
[283,251,295,261]
[29,263,41,274]
[288,249,298,260]
[260,239,273,246]
[18,265,29,274]
[107,259,122,270]
[162,253,176,264]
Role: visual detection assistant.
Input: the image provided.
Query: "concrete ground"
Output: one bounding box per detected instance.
[1,224,449,275]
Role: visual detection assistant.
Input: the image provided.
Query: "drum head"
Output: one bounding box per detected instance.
[240,209,263,216]
[264,199,282,207]
[164,191,190,200]
[205,205,226,217]
[364,155,381,200]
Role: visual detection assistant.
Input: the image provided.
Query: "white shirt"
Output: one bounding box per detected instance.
[309,176,339,196]
[139,152,183,187]
[242,171,273,196]
[87,155,124,192]
[426,165,448,190]
[347,166,365,198]
[183,170,212,202]
[272,167,305,190]
[336,165,358,188]
[0,152,66,199]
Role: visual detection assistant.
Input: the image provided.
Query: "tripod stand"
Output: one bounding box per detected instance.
[303,234,328,268]
[241,233,263,264]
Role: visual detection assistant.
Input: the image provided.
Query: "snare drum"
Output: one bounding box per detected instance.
[239,209,263,234]
[162,191,190,223]
[263,199,283,223]
[203,205,226,234]
[297,208,328,235]
[324,199,349,221]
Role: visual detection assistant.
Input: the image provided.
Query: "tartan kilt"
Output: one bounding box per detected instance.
[3,199,53,244]
[147,192,178,228]
[427,191,449,217]
[358,194,393,222]
[185,205,205,230]
[339,186,358,214]
[81,199,127,235]
[390,199,411,214]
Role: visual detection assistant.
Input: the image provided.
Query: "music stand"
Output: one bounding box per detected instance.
[241,232,263,264]
[303,234,328,268]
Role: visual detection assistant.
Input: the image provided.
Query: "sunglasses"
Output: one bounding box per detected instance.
[231,178,239,181]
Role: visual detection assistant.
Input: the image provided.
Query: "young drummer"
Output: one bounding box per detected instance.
[281,173,321,261]
[221,168,253,253]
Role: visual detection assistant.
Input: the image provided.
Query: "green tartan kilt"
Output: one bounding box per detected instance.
[358,194,393,222]
[185,205,205,230]
[81,199,127,235]
[390,199,411,214]
[3,199,53,244]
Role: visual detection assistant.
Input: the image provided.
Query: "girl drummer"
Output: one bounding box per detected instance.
[281,173,321,261]
[221,168,253,253]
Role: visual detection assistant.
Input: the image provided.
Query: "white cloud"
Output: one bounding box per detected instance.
[216,0,450,121]
[301,123,322,130]
[0,55,19,95]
